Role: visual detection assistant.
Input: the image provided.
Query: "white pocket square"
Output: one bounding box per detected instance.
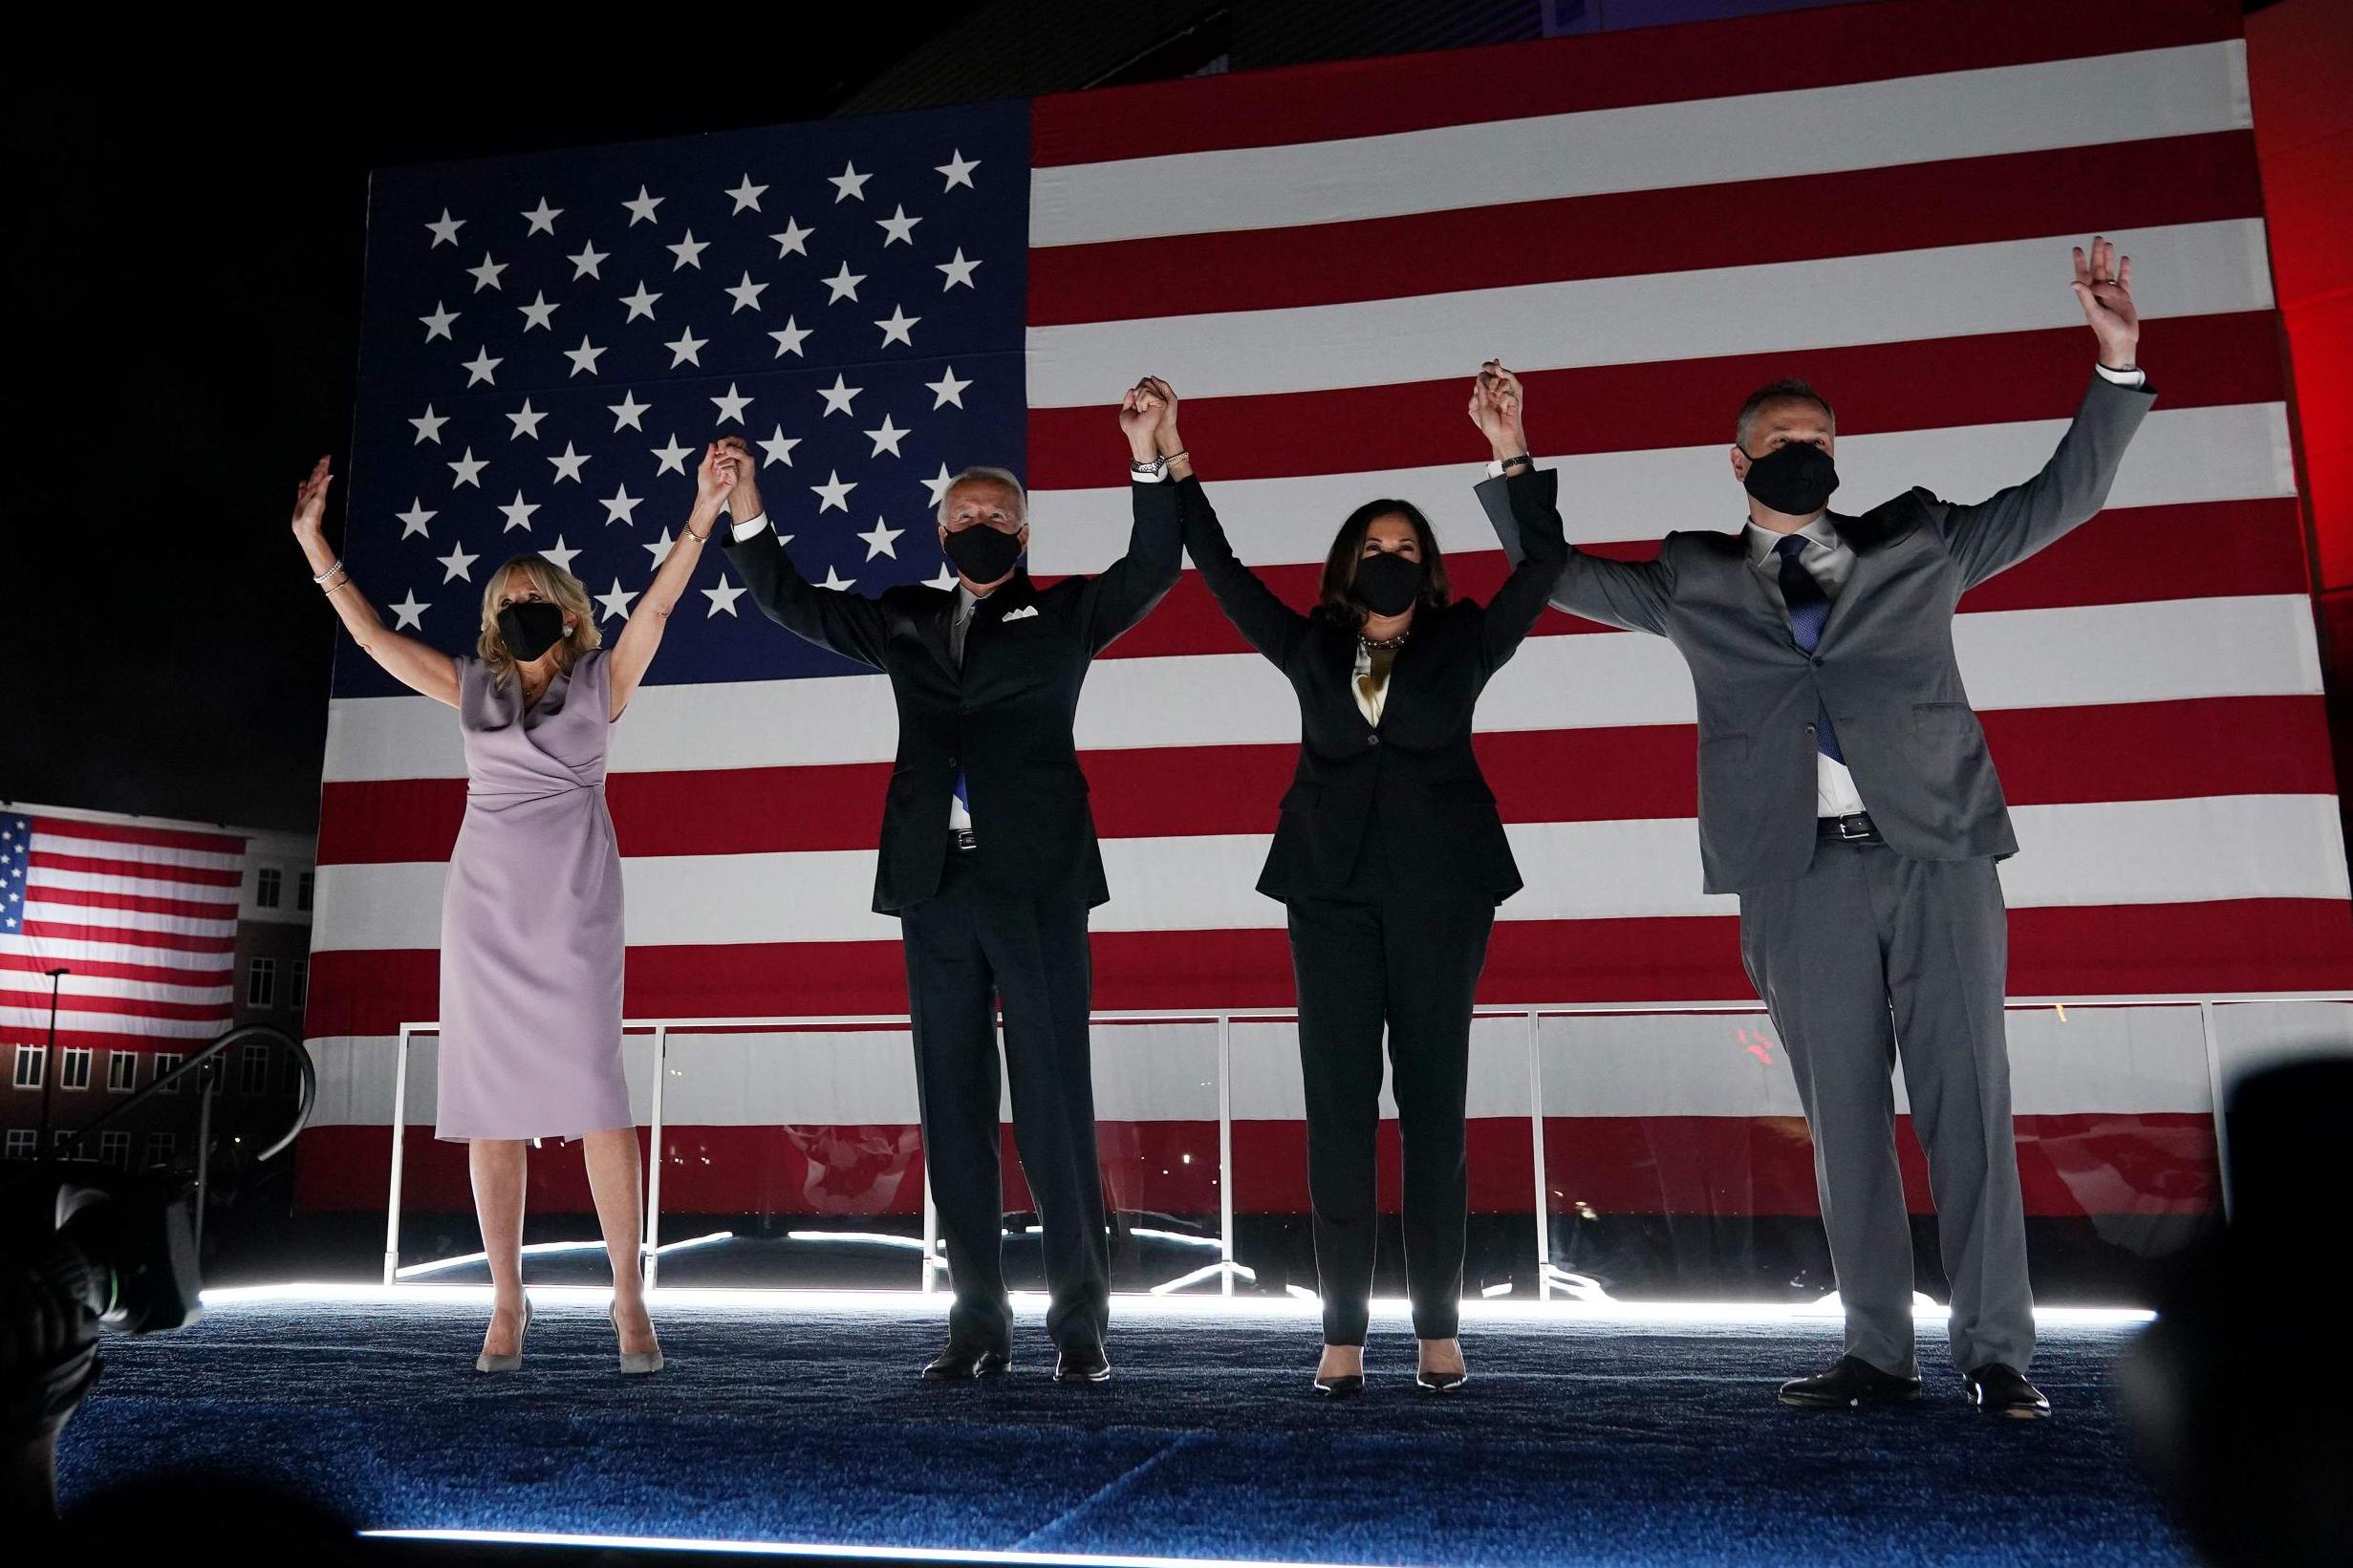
[1000,605,1041,621]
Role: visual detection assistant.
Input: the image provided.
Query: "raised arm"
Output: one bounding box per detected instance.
[605,442,726,720]
[289,457,461,707]
[1938,238,2156,589]
[1467,371,1568,672]
[1468,363,1673,637]
[1071,376,1186,654]
[713,435,891,670]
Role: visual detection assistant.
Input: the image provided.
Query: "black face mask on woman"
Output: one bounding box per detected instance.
[941,523,1024,584]
[1739,440,1840,517]
[1351,548,1424,618]
[497,602,567,663]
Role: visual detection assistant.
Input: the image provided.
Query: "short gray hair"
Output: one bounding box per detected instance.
[937,465,1027,528]
[1734,379,1836,452]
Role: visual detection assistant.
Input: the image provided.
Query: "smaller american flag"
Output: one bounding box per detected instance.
[0,811,247,1058]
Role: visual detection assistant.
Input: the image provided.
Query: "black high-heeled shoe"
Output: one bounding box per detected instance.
[1414,1367,1467,1393]
[1313,1372,1366,1399]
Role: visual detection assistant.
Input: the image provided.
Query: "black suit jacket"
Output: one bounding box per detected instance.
[1176,476,1566,904]
[724,483,1183,913]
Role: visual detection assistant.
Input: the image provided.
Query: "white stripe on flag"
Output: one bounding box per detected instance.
[18,901,239,940]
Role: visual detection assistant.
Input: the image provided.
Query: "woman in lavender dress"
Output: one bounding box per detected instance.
[289,441,737,1373]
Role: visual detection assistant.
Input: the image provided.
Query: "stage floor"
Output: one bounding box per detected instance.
[55,1288,2191,1567]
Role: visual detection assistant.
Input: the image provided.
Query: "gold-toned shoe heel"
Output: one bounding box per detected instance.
[475,1296,531,1374]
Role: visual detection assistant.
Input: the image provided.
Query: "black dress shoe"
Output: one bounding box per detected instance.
[1963,1363,2052,1419]
[1312,1372,1365,1399]
[1778,1354,1924,1409]
[1053,1342,1112,1383]
[1415,1367,1468,1394]
[921,1343,1011,1381]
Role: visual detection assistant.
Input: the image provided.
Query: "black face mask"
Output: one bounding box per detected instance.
[1739,441,1840,517]
[941,523,1024,584]
[497,602,567,663]
[1351,548,1424,617]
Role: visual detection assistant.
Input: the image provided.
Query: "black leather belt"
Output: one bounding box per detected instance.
[949,828,979,853]
[1817,812,1881,844]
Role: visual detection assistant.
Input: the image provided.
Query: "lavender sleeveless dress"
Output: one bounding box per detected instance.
[434,648,631,1142]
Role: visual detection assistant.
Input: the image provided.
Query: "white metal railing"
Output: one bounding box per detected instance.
[377,993,2353,1292]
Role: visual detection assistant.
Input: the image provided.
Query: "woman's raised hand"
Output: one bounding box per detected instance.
[1139,376,1181,456]
[1119,378,1166,461]
[291,456,335,540]
[695,441,739,508]
[1469,361,1527,462]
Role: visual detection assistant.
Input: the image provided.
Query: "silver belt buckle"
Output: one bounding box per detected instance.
[950,828,978,852]
[1834,814,1871,841]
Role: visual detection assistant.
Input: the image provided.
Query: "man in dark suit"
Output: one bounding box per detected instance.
[1473,239,2154,1419]
[712,383,1182,1383]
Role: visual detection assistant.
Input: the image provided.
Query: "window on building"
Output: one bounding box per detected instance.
[279,1046,305,1097]
[239,1042,270,1096]
[289,957,310,1012]
[255,867,282,908]
[248,956,277,1009]
[11,1045,43,1089]
[154,1052,184,1094]
[297,870,315,912]
[5,1129,33,1161]
[107,1050,137,1092]
[144,1131,174,1168]
[60,1047,93,1091]
[97,1130,129,1170]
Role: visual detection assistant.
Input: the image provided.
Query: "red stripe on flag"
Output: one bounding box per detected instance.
[26,850,245,889]
[308,695,2334,864]
[28,885,242,921]
[1030,0,2240,164]
[300,898,2353,1041]
[32,816,245,855]
[0,950,233,990]
[20,920,237,955]
[1031,133,2261,324]
[1024,314,2283,488]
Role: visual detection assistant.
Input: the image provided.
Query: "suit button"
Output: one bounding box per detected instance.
[1804,724,1817,737]
[1810,655,1824,667]
[1365,734,1381,747]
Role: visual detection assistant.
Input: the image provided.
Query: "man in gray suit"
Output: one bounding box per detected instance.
[1472,238,2153,1419]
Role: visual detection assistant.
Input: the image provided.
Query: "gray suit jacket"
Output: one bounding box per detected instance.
[1478,372,2155,894]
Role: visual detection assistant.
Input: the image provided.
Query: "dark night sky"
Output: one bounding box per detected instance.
[3,20,982,833]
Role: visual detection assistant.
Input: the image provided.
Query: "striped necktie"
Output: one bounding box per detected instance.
[1775,534,1845,764]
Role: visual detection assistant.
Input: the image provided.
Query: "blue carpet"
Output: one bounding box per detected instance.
[54,1295,2193,1566]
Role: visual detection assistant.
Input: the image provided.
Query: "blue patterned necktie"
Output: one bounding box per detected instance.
[1776,534,1845,764]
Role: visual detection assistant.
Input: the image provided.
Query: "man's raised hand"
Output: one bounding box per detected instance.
[2069,236,2139,370]
[712,434,762,520]
[696,441,740,509]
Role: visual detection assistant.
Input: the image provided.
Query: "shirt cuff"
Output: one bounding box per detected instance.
[729,511,771,543]
[1130,470,1165,483]
[2093,361,2147,388]
[1485,458,1536,478]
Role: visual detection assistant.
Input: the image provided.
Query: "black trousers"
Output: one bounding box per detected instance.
[899,855,1111,1353]
[1285,883,1496,1345]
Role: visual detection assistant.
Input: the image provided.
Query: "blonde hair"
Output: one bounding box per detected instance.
[477,554,601,684]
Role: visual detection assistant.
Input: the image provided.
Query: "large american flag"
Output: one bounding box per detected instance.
[299,0,2353,1228]
[1,813,245,1059]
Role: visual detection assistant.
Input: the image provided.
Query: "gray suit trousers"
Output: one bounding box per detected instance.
[1738,842,2033,1377]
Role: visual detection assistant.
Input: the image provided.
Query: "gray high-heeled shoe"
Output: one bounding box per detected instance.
[612,1300,663,1375]
[475,1295,532,1374]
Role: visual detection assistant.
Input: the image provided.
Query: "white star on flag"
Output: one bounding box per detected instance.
[820,566,857,591]
[641,527,679,568]
[652,435,694,475]
[667,230,709,270]
[811,470,856,512]
[506,399,547,439]
[499,490,540,532]
[601,485,644,526]
[925,565,961,591]
[876,205,920,246]
[937,249,982,290]
[569,243,609,280]
[541,535,581,573]
[875,306,919,347]
[921,463,957,505]
[757,425,801,466]
[518,291,559,330]
[725,175,768,213]
[522,198,562,235]
[857,517,904,559]
[420,303,459,342]
[398,500,436,538]
[439,542,479,581]
[822,262,865,303]
[623,185,664,226]
[549,442,592,483]
[829,161,871,202]
[609,392,650,431]
[448,448,486,488]
[467,252,507,291]
[865,416,909,457]
[620,282,661,321]
[410,404,448,443]
[770,218,812,256]
[936,150,980,190]
[725,272,767,312]
[391,591,430,628]
[702,576,746,616]
[666,328,708,367]
[595,578,639,620]
[565,336,607,376]
[818,375,862,417]
[926,367,971,408]
[426,209,465,247]
[711,383,752,424]
[463,347,503,386]
[769,317,811,357]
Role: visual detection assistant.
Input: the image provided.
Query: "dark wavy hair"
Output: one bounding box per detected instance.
[1318,499,1453,632]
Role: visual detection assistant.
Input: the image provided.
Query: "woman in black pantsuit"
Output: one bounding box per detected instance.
[1135,379,1566,1395]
